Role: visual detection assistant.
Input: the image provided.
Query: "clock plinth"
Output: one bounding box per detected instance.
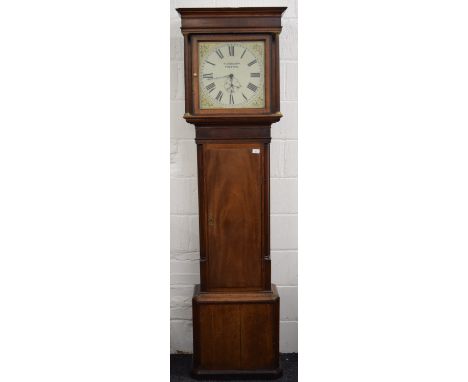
[192,285,281,379]
[177,7,286,379]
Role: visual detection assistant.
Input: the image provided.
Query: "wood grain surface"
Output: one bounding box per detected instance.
[204,143,263,290]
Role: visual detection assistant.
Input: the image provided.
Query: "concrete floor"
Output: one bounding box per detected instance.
[170,353,298,382]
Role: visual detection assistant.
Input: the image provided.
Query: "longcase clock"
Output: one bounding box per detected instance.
[176,7,286,379]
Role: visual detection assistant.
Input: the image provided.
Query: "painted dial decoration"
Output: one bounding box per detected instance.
[198,41,265,109]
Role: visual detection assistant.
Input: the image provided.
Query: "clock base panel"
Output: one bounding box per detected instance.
[192,284,281,379]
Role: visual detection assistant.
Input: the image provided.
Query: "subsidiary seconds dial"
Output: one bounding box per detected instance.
[199,41,264,109]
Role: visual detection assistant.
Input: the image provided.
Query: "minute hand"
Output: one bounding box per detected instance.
[210,74,231,80]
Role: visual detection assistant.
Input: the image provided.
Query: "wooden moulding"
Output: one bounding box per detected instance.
[184,112,282,126]
[176,7,287,34]
[193,284,279,303]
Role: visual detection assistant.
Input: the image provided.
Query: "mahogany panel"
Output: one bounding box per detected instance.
[197,304,241,370]
[240,303,275,369]
[195,126,271,140]
[204,143,263,290]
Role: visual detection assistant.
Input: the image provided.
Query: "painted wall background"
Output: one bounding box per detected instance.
[170,0,298,353]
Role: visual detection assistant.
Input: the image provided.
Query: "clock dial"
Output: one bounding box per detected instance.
[198,41,265,109]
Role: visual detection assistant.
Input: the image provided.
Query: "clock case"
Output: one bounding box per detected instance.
[176,7,286,379]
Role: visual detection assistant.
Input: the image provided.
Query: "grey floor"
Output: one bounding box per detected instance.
[170,353,297,382]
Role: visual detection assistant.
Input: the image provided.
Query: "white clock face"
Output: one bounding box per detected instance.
[198,41,265,109]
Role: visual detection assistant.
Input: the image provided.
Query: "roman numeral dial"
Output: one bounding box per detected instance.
[199,41,265,109]
[247,82,258,92]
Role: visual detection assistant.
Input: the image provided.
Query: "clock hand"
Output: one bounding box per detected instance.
[212,73,239,81]
[229,74,239,93]
[230,75,242,89]
[211,74,231,80]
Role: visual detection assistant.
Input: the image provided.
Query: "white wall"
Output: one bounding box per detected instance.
[170,0,298,353]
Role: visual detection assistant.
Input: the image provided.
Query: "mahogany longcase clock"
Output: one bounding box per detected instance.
[176,7,286,379]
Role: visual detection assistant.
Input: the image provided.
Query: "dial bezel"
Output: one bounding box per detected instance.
[191,34,272,115]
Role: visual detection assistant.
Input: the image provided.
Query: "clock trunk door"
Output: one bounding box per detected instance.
[204,143,263,290]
